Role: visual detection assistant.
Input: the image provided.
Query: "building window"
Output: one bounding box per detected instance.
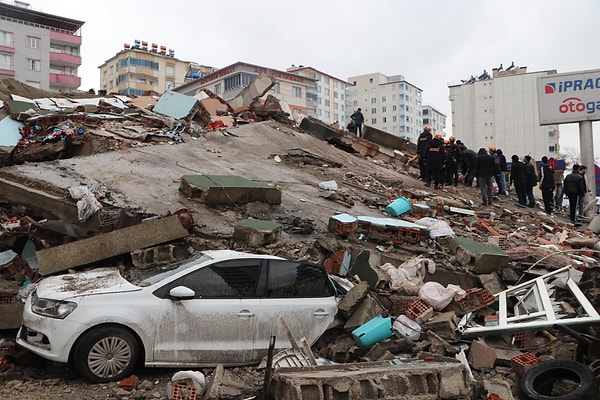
[371,108,376,114]
[324,88,329,95]
[393,116,397,122]
[382,106,386,113]
[0,31,13,47]
[324,99,330,106]
[165,65,175,76]
[26,59,41,72]
[369,78,373,83]
[224,74,242,92]
[292,86,302,98]
[0,53,13,70]
[271,83,279,93]
[383,117,387,123]
[25,80,40,88]
[382,96,386,103]
[371,118,377,124]
[333,91,338,99]
[392,105,397,111]
[371,98,376,104]
[26,36,40,49]
[549,145,556,152]
[323,76,329,84]
[214,83,222,95]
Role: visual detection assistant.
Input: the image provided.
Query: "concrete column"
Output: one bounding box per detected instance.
[579,121,595,216]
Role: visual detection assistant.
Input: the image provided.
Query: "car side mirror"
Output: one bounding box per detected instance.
[169,286,196,299]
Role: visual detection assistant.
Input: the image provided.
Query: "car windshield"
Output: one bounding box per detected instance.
[135,253,214,286]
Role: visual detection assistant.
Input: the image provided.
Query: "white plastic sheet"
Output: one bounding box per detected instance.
[418,281,467,311]
[379,256,436,295]
[414,217,455,239]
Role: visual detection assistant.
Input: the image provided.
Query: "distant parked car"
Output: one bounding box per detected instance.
[17,250,339,382]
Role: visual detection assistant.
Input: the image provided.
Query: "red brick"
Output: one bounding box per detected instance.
[511,352,541,377]
[170,383,197,400]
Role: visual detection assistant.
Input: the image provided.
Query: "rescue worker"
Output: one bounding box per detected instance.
[425,133,446,189]
[417,125,433,181]
[445,136,460,186]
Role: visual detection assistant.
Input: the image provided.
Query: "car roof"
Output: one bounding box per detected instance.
[199,249,286,262]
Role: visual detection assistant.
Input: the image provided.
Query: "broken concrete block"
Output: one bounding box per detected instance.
[338,281,370,319]
[483,378,515,400]
[204,364,246,400]
[343,295,385,332]
[454,236,509,274]
[468,339,497,369]
[299,116,340,141]
[0,303,23,329]
[130,243,191,269]
[232,218,282,247]
[421,311,461,342]
[179,174,281,205]
[37,214,189,275]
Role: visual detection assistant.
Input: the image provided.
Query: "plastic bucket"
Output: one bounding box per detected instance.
[385,196,412,217]
[351,314,394,347]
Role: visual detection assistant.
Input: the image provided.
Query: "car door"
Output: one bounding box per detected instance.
[151,258,262,365]
[256,260,337,354]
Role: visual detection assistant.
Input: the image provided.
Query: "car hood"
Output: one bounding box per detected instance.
[34,267,141,299]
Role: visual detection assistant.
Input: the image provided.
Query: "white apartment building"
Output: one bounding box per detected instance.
[448,65,560,159]
[0,1,84,92]
[286,65,350,125]
[422,105,446,136]
[346,73,423,142]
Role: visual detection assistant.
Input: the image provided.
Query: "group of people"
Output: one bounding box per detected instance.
[415,126,592,222]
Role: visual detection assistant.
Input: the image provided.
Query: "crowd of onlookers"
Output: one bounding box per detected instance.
[414,125,591,226]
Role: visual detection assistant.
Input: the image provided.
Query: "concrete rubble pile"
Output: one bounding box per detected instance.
[0,79,600,399]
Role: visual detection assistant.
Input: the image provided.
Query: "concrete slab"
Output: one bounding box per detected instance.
[269,360,472,400]
[454,236,509,274]
[232,218,282,246]
[36,214,189,275]
[179,174,282,205]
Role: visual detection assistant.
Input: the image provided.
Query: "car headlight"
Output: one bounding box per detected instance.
[31,291,78,319]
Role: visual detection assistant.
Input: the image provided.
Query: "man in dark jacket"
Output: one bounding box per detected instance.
[509,155,527,205]
[538,156,555,215]
[496,149,508,195]
[563,164,585,226]
[476,148,495,206]
[445,136,460,186]
[350,108,365,138]
[416,125,433,181]
[460,144,478,186]
[425,133,446,189]
[524,155,538,208]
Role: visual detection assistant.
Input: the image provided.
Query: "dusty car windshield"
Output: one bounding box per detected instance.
[135,253,213,286]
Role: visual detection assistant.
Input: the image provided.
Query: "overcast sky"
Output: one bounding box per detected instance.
[36,0,600,157]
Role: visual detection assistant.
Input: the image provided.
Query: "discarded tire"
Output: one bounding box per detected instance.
[520,359,599,400]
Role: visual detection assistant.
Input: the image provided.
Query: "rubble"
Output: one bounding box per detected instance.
[1,78,600,398]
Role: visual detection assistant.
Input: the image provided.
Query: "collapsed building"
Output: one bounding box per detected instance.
[0,77,599,399]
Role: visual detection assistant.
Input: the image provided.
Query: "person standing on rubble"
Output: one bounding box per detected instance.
[539,156,555,215]
[524,155,538,208]
[509,154,527,206]
[445,136,460,186]
[564,164,585,226]
[577,165,592,218]
[476,148,495,206]
[417,125,433,181]
[425,133,446,189]
[350,108,365,138]
[496,149,508,195]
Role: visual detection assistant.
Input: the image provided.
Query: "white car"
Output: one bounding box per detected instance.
[17,250,339,382]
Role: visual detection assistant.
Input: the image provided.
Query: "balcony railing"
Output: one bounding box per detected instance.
[50,30,82,46]
[49,73,80,87]
[50,51,81,67]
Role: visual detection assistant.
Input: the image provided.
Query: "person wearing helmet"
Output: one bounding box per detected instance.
[417,125,433,181]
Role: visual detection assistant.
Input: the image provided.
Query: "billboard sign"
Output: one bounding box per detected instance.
[537,69,600,125]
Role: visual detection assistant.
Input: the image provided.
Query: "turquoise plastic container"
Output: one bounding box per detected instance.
[385,196,412,216]
[351,314,394,347]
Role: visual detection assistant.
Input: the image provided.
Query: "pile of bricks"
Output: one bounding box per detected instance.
[405,299,434,323]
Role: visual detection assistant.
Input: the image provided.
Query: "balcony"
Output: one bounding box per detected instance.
[0,69,15,77]
[50,51,81,67]
[50,30,82,46]
[49,73,80,88]
[0,45,14,54]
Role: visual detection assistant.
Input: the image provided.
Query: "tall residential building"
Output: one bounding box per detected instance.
[173,61,316,120]
[346,73,423,142]
[285,65,350,125]
[422,105,447,136]
[0,1,84,92]
[448,64,560,159]
[99,40,215,96]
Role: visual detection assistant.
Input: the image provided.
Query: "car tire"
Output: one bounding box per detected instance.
[72,326,140,383]
[520,359,599,400]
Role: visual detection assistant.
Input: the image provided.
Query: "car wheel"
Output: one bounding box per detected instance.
[72,326,140,383]
[520,359,599,400]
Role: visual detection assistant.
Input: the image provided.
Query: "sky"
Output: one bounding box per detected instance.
[34,0,600,158]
